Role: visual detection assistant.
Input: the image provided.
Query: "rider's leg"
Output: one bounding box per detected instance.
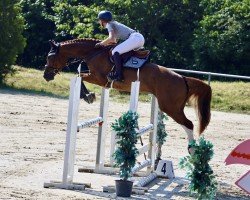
[108,33,144,81]
[110,51,123,81]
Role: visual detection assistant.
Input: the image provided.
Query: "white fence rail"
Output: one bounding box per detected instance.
[169,68,250,85]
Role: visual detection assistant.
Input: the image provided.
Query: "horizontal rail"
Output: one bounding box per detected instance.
[77,117,103,130]
[137,124,154,137]
[169,68,250,80]
[44,182,86,190]
[113,124,153,141]
[131,159,152,175]
[134,172,158,187]
[138,144,150,156]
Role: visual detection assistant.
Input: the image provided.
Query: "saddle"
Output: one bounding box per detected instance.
[109,48,150,60]
[127,49,150,59]
[109,48,151,69]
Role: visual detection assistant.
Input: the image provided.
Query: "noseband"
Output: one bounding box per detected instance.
[45,54,60,76]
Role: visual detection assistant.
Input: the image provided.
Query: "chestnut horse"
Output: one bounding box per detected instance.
[44,39,212,151]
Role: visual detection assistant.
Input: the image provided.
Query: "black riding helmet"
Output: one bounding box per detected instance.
[98,10,112,22]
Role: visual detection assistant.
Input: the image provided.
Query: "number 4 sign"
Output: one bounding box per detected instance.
[155,160,175,179]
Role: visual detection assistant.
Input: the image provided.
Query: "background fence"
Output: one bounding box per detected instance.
[170,68,250,85]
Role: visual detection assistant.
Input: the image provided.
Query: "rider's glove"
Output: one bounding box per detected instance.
[95,43,103,48]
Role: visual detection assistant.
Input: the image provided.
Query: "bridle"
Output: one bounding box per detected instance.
[45,55,60,76]
[46,44,113,75]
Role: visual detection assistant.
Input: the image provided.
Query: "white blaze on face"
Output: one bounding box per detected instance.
[182,125,194,142]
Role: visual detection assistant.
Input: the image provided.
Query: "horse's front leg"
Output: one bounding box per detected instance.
[80,81,96,104]
[81,71,109,88]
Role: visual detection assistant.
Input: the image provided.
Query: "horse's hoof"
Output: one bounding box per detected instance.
[81,92,96,104]
[86,92,96,104]
[188,146,195,155]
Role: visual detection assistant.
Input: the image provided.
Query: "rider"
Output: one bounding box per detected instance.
[95,10,145,82]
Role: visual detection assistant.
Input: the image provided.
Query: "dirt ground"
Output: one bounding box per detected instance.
[0,89,249,200]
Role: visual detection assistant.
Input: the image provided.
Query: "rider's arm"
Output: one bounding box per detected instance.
[100,30,116,46]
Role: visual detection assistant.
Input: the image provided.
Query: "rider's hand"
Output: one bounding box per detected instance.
[95,42,104,48]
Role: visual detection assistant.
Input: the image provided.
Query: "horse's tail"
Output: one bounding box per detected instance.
[185,77,212,135]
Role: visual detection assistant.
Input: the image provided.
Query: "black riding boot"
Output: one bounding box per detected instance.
[108,52,124,82]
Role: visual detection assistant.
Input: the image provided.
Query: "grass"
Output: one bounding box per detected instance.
[210,81,250,113]
[1,66,249,114]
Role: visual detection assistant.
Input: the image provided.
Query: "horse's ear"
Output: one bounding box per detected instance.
[49,40,56,47]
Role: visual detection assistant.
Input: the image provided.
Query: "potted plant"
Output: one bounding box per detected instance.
[112,111,139,197]
[155,111,168,169]
[179,137,217,199]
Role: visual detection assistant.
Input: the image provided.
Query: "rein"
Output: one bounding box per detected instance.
[84,46,113,64]
[81,45,115,88]
[65,46,113,74]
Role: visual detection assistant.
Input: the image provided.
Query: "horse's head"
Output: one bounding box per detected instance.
[43,40,68,81]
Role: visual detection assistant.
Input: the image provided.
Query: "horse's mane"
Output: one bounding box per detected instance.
[61,38,101,45]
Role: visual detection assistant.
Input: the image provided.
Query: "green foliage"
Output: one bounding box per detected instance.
[179,137,217,200]
[193,0,250,75]
[104,0,203,68]
[0,0,26,83]
[112,111,139,180]
[16,0,249,74]
[156,111,168,159]
[157,112,168,146]
[52,0,104,39]
[49,0,203,67]
[18,0,55,68]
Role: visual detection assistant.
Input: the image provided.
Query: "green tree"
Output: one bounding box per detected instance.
[104,0,203,68]
[17,0,55,68]
[52,0,103,39]
[0,0,25,83]
[193,0,250,75]
[51,0,203,68]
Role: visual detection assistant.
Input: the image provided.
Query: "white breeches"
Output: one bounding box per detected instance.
[112,32,145,55]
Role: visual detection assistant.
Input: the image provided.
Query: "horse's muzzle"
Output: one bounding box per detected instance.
[43,71,55,81]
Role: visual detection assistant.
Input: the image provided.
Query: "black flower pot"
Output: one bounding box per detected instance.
[115,179,133,197]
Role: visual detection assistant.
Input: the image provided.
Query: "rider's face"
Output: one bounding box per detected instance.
[99,20,107,27]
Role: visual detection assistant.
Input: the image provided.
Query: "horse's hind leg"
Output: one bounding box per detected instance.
[163,109,195,154]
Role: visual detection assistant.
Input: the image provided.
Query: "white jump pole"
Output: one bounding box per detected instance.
[148,95,158,173]
[109,81,140,166]
[44,77,86,190]
[128,81,159,186]
[95,88,110,172]
[103,81,160,192]
[62,77,81,185]
[129,80,158,173]
[77,87,112,174]
[129,81,140,112]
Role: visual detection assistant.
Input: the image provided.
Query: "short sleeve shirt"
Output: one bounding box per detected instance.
[105,21,135,41]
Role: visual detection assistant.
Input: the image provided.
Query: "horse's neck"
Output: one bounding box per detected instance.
[61,41,111,73]
[61,41,96,58]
